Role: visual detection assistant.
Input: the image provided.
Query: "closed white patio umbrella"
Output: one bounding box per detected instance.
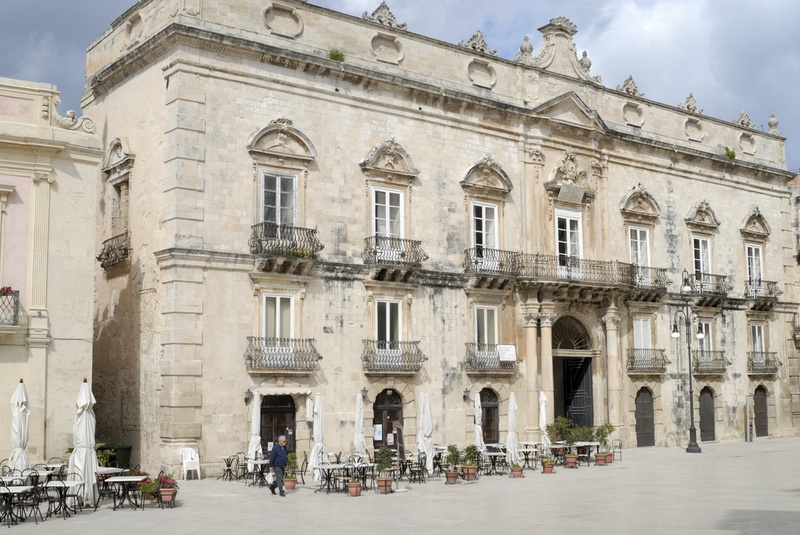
[246,391,262,471]
[67,379,99,506]
[415,393,434,472]
[353,393,366,457]
[473,391,485,452]
[505,392,521,466]
[309,393,325,481]
[9,379,30,471]
[539,391,551,447]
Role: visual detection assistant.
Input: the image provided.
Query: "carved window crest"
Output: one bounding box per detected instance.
[360,138,418,185]
[685,200,720,233]
[460,155,513,201]
[362,1,407,30]
[619,183,660,224]
[247,118,317,167]
[458,29,498,56]
[543,148,596,204]
[740,207,770,241]
[102,138,135,186]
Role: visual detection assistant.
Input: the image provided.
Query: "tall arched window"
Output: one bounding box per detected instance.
[480,388,499,444]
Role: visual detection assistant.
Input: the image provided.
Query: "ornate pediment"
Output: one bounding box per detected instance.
[533,17,601,84]
[740,207,770,241]
[461,155,513,200]
[733,109,757,130]
[362,1,407,30]
[102,138,135,185]
[459,29,498,56]
[543,148,596,204]
[360,139,418,184]
[247,118,317,164]
[678,93,703,114]
[685,200,720,233]
[533,92,606,132]
[616,75,644,98]
[619,183,660,223]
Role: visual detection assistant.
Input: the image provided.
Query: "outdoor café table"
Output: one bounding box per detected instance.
[0,485,34,527]
[483,452,505,475]
[311,463,348,494]
[97,467,125,475]
[250,459,271,487]
[573,441,600,465]
[550,443,567,466]
[106,475,147,510]
[44,479,84,519]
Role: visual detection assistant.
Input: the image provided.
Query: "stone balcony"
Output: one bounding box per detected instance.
[745,279,781,310]
[361,340,427,375]
[626,348,670,375]
[96,232,130,269]
[250,222,324,274]
[687,272,732,307]
[692,350,729,376]
[464,247,521,289]
[362,235,428,282]
[0,290,20,332]
[244,337,323,375]
[747,352,781,375]
[464,343,517,375]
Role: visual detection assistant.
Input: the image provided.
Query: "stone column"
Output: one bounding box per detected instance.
[540,311,556,423]
[523,308,540,438]
[603,307,622,426]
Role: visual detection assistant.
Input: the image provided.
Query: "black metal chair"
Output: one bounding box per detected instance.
[612,439,623,461]
[299,452,308,485]
[139,470,163,509]
[408,452,427,484]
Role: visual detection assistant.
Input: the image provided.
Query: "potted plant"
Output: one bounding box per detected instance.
[283,453,298,490]
[375,446,394,494]
[157,473,179,505]
[462,444,479,481]
[346,477,362,497]
[594,422,615,465]
[541,457,556,474]
[444,444,461,485]
[546,416,573,443]
[509,463,524,478]
[563,428,579,469]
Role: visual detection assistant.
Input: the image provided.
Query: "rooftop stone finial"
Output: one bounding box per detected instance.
[768,114,781,135]
[534,17,601,84]
[733,109,756,129]
[678,93,703,114]
[362,1,407,30]
[458,29,498,56]
[616,75,644,97]
[514,36,535,65]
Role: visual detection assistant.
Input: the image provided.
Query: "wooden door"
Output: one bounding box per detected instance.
[754,386,768,437]
[699,387,715,442]
[261,395,296,454]
[564,358,593,428]
[480,388,499,444]
[373,389,404,454]
[635,388,655,447]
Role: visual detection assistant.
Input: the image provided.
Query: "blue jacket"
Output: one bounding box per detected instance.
[269,444,288,468]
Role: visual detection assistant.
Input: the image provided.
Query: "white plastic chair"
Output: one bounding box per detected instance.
[180,448,201,480]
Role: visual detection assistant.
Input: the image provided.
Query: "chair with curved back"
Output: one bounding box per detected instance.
[180,448,201,480]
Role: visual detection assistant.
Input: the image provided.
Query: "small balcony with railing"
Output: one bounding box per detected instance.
[692,350,729,376]
[626,348,670,375]
[96,232,130,269]
[687,272,732,306]
[363,236,428,282]
[244,337,323,375]
[747,352,781,375]
[463,247,521,289]
[250,222,324,274]
[464,343,517,375]
[0,289,21,333]
[744,279,781,310]
[619,264,671,301]
[361,340,427,375]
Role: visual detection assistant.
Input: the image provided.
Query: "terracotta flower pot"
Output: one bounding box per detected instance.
[158,487,177,507]
[542,462,555,474]
[565,454,579,468]
[510,467,524,478]
[444,470,459,485]
[376,477,393,494]
[346,482,362,497]
[284,478,297,490]
[462,465,477,481]
[595,453,607,466]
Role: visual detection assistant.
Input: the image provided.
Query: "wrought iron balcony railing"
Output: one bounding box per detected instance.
[692,350,729,375]
[0,290,20,326]
[464,343,517,373]
[362,235,428,267]
[688,272,732,295]
[96,232,130,268]
[747,352,781,374]
[249,222,324,259]
[464,248,521,277]
[244,337,323,371]
[622,264,670,291]
[361,340,427,373]
[745,279,781,299]
[626,348,670,374]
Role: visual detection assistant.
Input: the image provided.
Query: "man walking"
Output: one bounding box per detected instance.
[269,435,289,497]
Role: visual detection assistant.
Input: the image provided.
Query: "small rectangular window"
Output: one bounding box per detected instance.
[263,295,292,339]
[475,307,497,346]
[262,173,296,226]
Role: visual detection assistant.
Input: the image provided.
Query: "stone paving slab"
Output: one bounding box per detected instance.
[8,438,800,534]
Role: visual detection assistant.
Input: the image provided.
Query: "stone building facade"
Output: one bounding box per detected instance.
[83,1,799,471]
[0,77,102,461]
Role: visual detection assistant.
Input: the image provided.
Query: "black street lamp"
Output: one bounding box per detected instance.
[671,268,703,453]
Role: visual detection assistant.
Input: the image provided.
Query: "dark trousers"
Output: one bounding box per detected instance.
[272,466,284,493]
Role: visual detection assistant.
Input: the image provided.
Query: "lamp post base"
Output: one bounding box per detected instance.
[686,428,702,453]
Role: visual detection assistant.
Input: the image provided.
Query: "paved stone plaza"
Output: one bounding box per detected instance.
[9,437,800,534]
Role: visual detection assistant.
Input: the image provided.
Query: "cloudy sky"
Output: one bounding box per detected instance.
[1,0,798,171]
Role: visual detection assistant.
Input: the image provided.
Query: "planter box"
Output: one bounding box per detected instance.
[346,482,362,497]
[377,477,393,494]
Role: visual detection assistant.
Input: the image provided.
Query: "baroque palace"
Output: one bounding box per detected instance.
[77,1,799,470]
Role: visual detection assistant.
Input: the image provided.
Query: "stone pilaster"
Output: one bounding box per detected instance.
[540,309,556,423]
[603,307,622,427]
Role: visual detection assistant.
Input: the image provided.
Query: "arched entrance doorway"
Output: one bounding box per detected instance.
[373,389,404,454]
[552,316,594,428]
[754,385,768,437]
[635,387,655,447]
[260,395,296,453]
[699,387,715,442]
[480,388,499,444]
